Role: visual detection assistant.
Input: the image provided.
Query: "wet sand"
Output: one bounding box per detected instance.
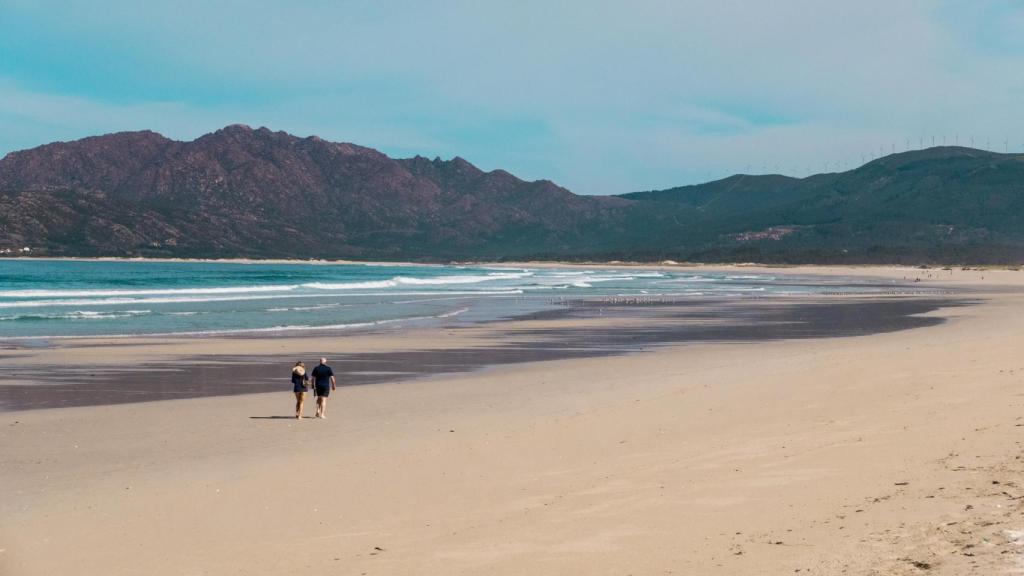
[1,265,1023,575]
[0,296,964,412]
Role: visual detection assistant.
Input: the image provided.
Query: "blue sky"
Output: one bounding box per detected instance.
[1,1,1022,194]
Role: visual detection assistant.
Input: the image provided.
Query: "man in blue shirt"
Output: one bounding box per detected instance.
[310,357,336,419]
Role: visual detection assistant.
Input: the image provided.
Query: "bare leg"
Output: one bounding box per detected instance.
[295,392,305,419]
[315,396,325,418]
[319,397,328,419]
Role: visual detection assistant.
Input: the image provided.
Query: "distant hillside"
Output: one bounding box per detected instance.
[620,147,1024,263]
[1,127,1023,264]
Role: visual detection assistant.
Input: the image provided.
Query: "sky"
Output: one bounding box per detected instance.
[1,1,1023,194]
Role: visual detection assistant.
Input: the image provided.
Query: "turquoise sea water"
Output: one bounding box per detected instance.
[0,260,898,339]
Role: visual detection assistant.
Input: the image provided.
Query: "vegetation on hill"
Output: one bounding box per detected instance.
[2,127,1023,264]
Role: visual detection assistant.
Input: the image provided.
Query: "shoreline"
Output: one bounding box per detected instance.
[5,256,1022,297]
[0,288,960,345]
[0,259,1001,346]
[0,293,967,412]
[4,253,1023,272]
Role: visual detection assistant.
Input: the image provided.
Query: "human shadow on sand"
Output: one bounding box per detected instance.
[249,416,304,420]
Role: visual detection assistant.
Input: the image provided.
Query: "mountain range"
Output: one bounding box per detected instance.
[2,125,1023,264]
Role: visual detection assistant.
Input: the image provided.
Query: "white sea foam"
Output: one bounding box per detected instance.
[582,275,636,282]
[301,280,398,290]
[391,296,488,304]
[553,275,637,288]
[383,289,523,297]
[437,307,470,318]
[0,289,525,310]
[12,307,470,340]
[300,272,530,290]
[0,294,287,309]
[516,284,572,290]
[657,276,720,283]
[0,285,299,298]
[0,272,534,302]
[539,271,661,280]
[524,273,637,289]
[546,270,592,276]
[391,272,531,285]
[481,267,532,273]
[0,309,152,321]
[266,303,351,312]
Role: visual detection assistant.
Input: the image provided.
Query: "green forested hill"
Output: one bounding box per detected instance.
[616,147,1024,264]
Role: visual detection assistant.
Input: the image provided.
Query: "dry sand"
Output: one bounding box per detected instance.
[1,266,1023,575]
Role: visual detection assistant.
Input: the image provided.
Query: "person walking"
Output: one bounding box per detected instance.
[291,361,309,419]
[310,357,336,419]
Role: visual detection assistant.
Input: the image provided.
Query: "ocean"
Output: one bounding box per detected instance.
[0,259,901,340]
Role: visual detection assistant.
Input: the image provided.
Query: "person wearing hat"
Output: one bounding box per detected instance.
[291,361,309,419]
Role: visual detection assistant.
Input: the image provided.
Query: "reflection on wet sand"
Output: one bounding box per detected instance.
[0,296,968,412]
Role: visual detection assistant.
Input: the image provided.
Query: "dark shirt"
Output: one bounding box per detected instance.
[311,364,334,387]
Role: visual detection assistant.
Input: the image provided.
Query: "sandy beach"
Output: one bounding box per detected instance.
[2,265,1023,575]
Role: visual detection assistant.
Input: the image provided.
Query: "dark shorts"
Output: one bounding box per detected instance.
[314,384,331,397]
[293,385,308,394]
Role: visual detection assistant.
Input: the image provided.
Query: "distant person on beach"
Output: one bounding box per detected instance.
[291,361,309,419]
[311,358,336,419]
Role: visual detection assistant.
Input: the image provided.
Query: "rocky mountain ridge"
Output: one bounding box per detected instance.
[3,126,1024,264]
